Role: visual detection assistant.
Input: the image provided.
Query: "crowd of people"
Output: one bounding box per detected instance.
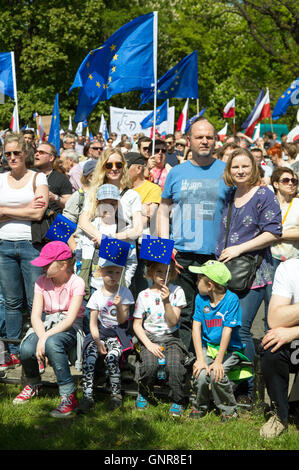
[0,120,299,439]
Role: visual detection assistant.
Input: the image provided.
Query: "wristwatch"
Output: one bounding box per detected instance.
[56,194,61,202]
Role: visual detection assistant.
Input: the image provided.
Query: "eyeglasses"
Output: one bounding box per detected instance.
[279,177,298,185]
[91,146,103,151]
[105,161,123,170]
[155,148,166,154]
[4,150,23,158]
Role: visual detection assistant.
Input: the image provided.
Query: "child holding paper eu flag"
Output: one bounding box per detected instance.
[77,257,134,413]
[76,184,137,332]
[133,236,190,417]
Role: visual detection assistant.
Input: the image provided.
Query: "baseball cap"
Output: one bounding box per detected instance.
[188,260,231,286]
[125,152,147,168]
[83,159,97,177]
[97,184,120,201]
[31,241,72,267]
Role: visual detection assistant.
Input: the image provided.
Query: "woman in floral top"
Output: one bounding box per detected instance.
[215,148,282,401]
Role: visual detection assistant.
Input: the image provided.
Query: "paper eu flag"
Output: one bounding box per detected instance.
[45,214,77,243]
[99,236,131,267]
[139,235,174,265]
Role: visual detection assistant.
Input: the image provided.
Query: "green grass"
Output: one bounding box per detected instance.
[0,383,298,451]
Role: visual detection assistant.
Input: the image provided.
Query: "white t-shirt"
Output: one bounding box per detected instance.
[0,171,48,241]
[133,284,187,336]
[272,258,299,304]
[86,285,134,328]
[83,187,142,240]
[271,198,299,261]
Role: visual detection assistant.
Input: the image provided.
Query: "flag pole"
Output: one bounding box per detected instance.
[233,116,236,136]
[117,267,124,295]
[11,52,19,133]
[152,11,158,155]
[165,263,171,286]
[196,99,199,115]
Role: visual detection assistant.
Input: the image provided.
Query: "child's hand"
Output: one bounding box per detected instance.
[148,342,165,359]
[97,341,107,356]
[160,285,170,303]
[113,294,122,307]
[193,359,209,379]
[208,361,225,382]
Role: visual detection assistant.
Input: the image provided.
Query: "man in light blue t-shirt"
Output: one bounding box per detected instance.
[158,117,231,350]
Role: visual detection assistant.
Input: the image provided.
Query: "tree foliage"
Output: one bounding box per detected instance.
[0,0,298,133]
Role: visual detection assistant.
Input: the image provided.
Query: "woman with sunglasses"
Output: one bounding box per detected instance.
[270,167,299,270]
[78,148,143,285]
[148,139,169,190]
[215,148,282,403]
[0,133,49,371]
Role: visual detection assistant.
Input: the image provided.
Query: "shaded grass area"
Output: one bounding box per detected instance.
[0,383,299,451]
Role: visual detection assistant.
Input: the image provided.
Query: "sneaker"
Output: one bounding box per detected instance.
[0,353,20,371]
[109,394,123,411]
[38,360,45,375]
[259,415,287,438]
[135,393,148,410]
[169,403,184,417]
[221,410,238,422]
[13,384,41,405]
[49,393,78,418]
[189,407,207,419]
[76,396,95,414]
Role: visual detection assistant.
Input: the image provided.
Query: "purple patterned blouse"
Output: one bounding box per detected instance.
[215,186,282,288]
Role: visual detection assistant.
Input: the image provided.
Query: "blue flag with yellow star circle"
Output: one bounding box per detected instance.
[139,235,174,265]
[99,236,131,267]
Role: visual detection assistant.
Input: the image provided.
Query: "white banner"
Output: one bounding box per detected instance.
[109,105,175,138]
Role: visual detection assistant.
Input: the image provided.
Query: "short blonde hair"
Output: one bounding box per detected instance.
[223,148,261,187]
[86,148,132,218]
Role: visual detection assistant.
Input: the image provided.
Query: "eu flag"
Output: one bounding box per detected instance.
[272,78,299,120]
[69,12,156,122]
[99,236,131,267]
[48,94,60,156]
[139,236,174,265]
[185,108,207,133]
[140,51,198,105]
[45,214,77,243]
[140,100,168,129]
[0,52,15,100]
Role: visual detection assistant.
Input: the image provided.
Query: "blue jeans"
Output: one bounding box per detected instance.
[0,284,6,338]
[20,327,77,396]
[0,240,42,354]
[238,284,272,397]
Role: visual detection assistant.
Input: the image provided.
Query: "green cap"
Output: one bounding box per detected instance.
[188,260,232,286]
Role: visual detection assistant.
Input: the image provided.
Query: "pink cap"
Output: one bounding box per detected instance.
[31,241,72,267]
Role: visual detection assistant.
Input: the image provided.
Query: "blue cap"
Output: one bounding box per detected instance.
[97,184,120,201]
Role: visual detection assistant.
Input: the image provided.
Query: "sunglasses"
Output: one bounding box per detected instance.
[105,161,123,170]
[36,149,52,156]
[279,177,298,185]
[155,148,166,154]
[4,150,23,158]
[91,146,103,151]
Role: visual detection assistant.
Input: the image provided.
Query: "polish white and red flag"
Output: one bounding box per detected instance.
[244,88,271,137]
[287,125,299,143]
[10,104,18,132]
[176,98,189,133]
[223,97,235,118]
[217,122,228,142]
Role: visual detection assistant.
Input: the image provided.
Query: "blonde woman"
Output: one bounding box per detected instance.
[78,148,143,293]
